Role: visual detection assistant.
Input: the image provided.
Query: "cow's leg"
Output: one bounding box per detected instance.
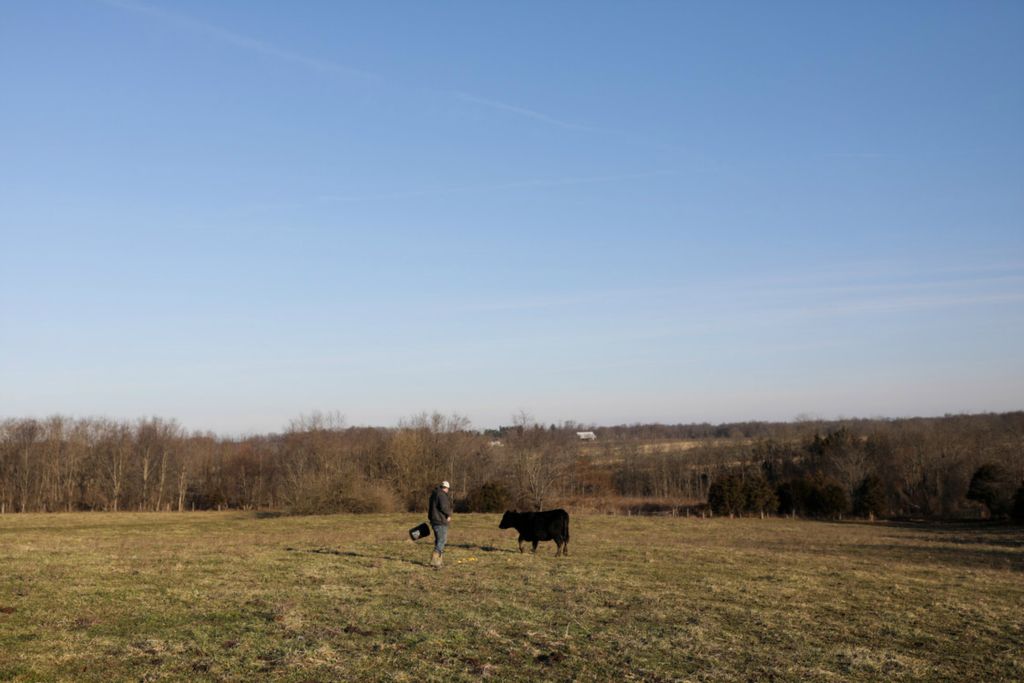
[518,537,525,553]
[531,540,538,554]
[555,540,563,557]
[563,538,569,556]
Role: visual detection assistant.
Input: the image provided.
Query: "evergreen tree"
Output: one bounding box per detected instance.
[743,474,778,516]
[853,474,887,520]
[708,473,746,516]
[967,464,1014,517]
[1011,484,1024,523]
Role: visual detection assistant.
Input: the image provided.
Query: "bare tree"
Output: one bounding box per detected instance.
[506,412,576,511]
[99,421,131,512]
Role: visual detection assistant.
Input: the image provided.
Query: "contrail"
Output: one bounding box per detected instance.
[453,92,610,133]
[95,0,605,133]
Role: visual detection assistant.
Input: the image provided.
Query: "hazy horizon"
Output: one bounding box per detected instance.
[3,1,1022,435]
[6,406,1024,441]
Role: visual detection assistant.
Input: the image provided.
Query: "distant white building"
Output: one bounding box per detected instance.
[576,431,597,441]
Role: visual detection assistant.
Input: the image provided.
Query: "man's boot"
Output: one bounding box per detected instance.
[430,550,442,568]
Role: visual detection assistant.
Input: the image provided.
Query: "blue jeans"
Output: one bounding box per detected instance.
[432,524,448,554]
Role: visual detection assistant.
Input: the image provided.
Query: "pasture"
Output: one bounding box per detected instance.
[1,512,1021,682]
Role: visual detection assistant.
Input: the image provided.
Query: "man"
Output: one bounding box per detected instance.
[428,480,452,568]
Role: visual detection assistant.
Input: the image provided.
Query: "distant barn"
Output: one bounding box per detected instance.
[576,431,597,441]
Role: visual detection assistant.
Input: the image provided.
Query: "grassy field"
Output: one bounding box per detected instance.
[1,512,1021,682]
[578,438,742,458]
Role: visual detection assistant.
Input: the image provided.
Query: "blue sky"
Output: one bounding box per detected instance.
[2,1,1022,434]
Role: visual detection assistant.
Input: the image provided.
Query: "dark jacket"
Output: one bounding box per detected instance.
[428,486,452,527]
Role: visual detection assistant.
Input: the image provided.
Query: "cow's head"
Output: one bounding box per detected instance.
[498,510,516,529]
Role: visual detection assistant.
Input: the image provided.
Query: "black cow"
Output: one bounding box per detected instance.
[498,509,570,557]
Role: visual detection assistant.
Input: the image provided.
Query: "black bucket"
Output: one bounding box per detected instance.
[408,522,430,541]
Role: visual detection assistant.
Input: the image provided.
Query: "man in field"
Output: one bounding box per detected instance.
[428,481,452,568]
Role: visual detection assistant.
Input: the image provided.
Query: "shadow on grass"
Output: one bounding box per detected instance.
[843,520,1024,548]
[867,543,1023,572]
[802,521,1024,572]
[446,543,515,554]
[284,542,515,565]
[287,547,425,566]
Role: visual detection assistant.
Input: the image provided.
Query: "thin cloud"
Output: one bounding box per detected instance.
[95,0,609,134]
[317,170,675,203]
[422,261,1024,322]
[453,291,620,315]
[96,0,378,81]
[733,260,1024,319]
[456,92,691,154]
[228,170,674,216]
[824,152,890,159]
[780,292,1024,317]
[453,92,609,133]
[760,273,1024,297]
[729,259,1024,293]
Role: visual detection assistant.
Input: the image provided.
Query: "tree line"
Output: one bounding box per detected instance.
[1,411,1022,520]
[0,412,578,515]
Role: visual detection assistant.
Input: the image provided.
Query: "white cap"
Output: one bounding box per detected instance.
[441,481,450,489]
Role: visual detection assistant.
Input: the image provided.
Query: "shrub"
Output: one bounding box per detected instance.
[814,482,849,519]
[338,481,402,513]
[460,481,513,513]
[777,476,848,519]
[777,477,817,517]
[285,473,400,514]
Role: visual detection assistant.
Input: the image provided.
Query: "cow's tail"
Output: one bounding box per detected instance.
[563,512,570,542]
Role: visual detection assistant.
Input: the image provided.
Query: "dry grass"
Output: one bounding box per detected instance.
[1,512,1022,682]
[578,438,754,457]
